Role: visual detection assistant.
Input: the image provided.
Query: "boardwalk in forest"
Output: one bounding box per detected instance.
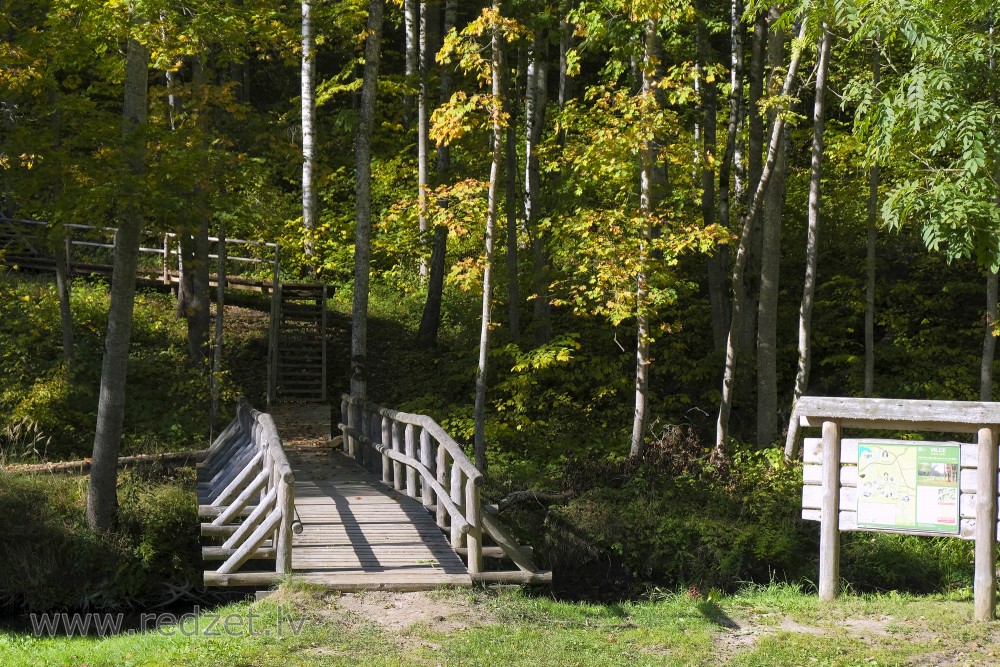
[201,400,548,589]
[270,404,473,589]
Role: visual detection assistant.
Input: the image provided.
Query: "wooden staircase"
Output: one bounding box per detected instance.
[268,283,328,404]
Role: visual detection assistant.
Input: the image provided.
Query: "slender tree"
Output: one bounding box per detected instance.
[302,0,317,268]
[785,23,832,460]
[503,41,521,340]
[631,18,661,459]
[351,0,384,399]
[714,18,809,457]
[474,0,504,471]
[755,7,788,446]
[87,27,149,532]
[417,0,456,348]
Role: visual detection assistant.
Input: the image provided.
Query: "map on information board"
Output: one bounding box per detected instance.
[856,442,960,534]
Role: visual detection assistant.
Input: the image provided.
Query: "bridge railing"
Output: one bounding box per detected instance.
[199,397,300,585]
[0,217,280,291]
[339,394,485,576]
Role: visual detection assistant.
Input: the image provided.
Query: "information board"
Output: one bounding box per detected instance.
[856,442,960,534]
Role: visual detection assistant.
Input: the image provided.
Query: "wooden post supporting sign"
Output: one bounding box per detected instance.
[975,426,998,621]
[819,419,841,601]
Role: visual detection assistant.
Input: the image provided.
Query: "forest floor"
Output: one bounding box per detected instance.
[1,583,997,666]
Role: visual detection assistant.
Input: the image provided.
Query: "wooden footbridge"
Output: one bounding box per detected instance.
[4,217,550,590]
[199,398,551,590]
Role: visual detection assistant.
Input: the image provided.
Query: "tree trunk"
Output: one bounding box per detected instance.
[525,32,550,345]
[718,0,744,236]
[747,14,766,193]
[714,19,808,457]
[54,235,73,362]
[418,0,430,280]
[301,0,316,267]
[351,0,384,399]
[784,24,832,460]
[404,0,417,132]
[755,124,788,447]
[631,19,660,460]
[87,33,149,533]
[417,0,455,348]
[755,7,788,447]
[697,0,727,351]
[502,41,520,340]
[474,2,504,471]
[864,41,880,398]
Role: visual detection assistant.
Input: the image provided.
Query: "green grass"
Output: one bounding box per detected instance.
[3,584,999,666]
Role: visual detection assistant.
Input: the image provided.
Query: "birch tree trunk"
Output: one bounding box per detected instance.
[714,19,808,457]
[631,19,659,459]
[301,0,316,267]
[417,0,455,348]
[755,8,788,446]
[351,0,384,399]
[784,24,832,460]
[404,0,417,132]
[864,41,880,397]
[87,32,149,533]
[474,1,503,471]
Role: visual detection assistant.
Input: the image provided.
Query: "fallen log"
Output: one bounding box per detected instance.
[3,450,206,475]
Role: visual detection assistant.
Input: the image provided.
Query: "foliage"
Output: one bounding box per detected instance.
[0,277,241,458]
[0,466,199,611]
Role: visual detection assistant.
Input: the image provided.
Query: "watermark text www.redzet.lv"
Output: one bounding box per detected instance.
[29,606,306,638]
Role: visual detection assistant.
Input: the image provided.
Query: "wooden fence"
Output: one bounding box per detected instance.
[339,394,552,584]
[0,217,280,292]
[199,397,300,586]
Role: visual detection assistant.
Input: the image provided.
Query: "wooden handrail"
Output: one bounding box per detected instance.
[1,217,281,275]
[341,396,484,483]
[340,394,483,575]
[338,422,472,535]
[338,394,554,584]
[200,397,298,579]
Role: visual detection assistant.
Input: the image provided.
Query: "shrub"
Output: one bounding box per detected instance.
[0,467,200,612]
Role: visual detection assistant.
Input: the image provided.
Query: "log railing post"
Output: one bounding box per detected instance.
[381,416,392,485]
[465,477,482,575]
[450,463,464,549]
[436,446,447,529]
[340,396,350,455]
[975,425,999,621]
[819,419,842,602]
[404,424,417,498]
[276,476,294,575]
[420,429,433,509]
[369,412,381,474]
[392,421,404,491]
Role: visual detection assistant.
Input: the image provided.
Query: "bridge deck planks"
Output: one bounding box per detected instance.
[270,404,472,589]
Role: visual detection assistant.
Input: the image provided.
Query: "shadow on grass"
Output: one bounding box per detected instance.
[697,601,739,629]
